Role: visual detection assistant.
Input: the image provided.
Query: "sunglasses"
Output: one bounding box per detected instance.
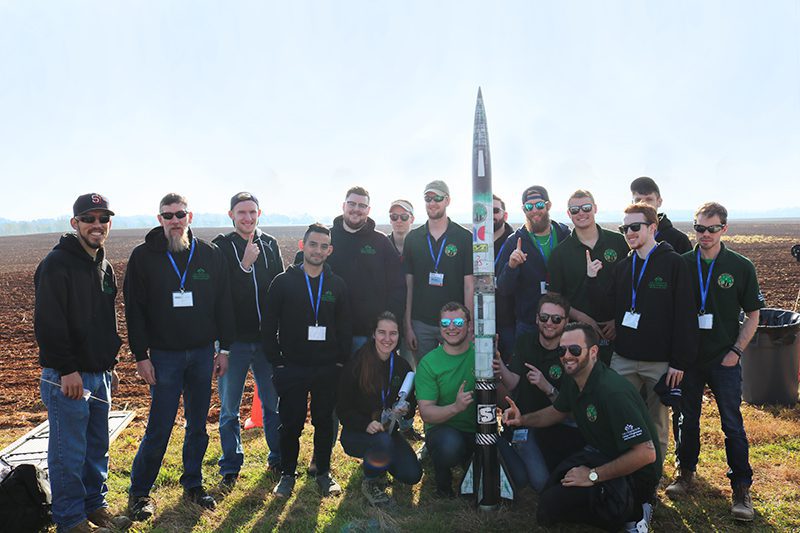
[76,215,111,224]
[538,313,565,324]
[493,207,503,214]
[557,344,586,357]
[523,201,547,212]
[693,224,725,234]
[618,222,653,234]
[568,203,593,215]
[425,195,446,203]
[346,201,369,210]
[440,317,466,328]
[390,213,410,222]
[160,210,189,220]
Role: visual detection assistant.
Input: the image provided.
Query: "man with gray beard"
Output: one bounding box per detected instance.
[124,193,235,521]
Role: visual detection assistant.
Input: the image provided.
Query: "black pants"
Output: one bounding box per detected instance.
[273,364,338,476]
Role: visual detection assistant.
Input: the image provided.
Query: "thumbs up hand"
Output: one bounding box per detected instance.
[508,238,528,269]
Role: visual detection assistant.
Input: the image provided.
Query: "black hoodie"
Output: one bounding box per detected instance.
[588,241,698,370]
[212,229,284,342]
[262,262,352,367]
[123,227,235,360]
[34,234,122,375]
[327,216,405,336]
[657,214,691,254]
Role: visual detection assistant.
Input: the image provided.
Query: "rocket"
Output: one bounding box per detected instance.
[460,88,515,508]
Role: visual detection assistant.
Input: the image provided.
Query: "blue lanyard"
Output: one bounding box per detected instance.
[630,243,658,311]
[494,239,509,268]
[381,352,395,408]
[166,238,196,292]
[531,225,554,263]
[427,233,447,273]
[696,251,716,314]
[303,269,324,326]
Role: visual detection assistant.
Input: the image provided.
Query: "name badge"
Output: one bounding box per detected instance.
[622,311,641,329]
[429,272,444,286]
[540,281,547,294]
[308,325,327,341]
[698,314,714,330]
[172,291,194,308]
[512,429,528,444]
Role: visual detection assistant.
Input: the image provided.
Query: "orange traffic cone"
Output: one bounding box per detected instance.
[244,383,263,429]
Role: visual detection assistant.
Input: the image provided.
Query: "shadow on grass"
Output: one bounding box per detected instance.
[149,495,206,532]
[210,469,285,533]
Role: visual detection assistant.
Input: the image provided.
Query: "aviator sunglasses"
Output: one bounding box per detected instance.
[694,223,725,234]
[425,195,446,203]
[618,222,653,234]
[390,213,410,222]
[556,344,586,357]
[76,214,111,224]
[523,200,547,212]
[160,210,189,220]
[440,317,466,328]
[568,203,593,215]
[538,313,565,324]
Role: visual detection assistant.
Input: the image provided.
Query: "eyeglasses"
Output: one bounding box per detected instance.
[425,195,446,203]
[160,210,189,220]
[568,203,593,215]
[556,344,586,357]
[493,207,503,214]
[440,317,466,328]
[618,222,653,234]
[523,201,547,212]
[76,215,111,224]
[538,313,565,324]
[390,213,410,222]
[693,224,725,234]
[346,201,369,210]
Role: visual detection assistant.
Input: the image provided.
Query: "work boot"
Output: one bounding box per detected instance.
[273,474,296,498]
[127,495,155,522]
[665,469,695,499]
[66,520,110,533]
[183,486,217,510]
[361,477,392,506]
[219,473,238,492]
[732,484,755,521]
[315,472,342,496]
[87,507,132,530]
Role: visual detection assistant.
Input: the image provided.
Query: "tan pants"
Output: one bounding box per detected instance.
[610,353,670,462]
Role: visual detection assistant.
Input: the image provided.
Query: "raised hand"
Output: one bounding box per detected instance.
[502,396,522,426]
[586,249,603,278]
[508,238,528,269]
[454,381,474,413]
[242,231,260,270]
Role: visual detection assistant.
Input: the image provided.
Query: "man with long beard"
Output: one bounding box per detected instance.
[124,193,235,521]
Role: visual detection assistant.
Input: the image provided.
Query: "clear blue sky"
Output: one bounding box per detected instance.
[1,1,798,223]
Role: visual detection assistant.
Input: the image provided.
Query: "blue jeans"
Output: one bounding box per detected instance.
[677,361,752,487]
[41,368,111,532]
[340,428,422,484]
[218,341,280,474]
[130,345,214,496]
[498,428,550,491]
[425,425,474,491]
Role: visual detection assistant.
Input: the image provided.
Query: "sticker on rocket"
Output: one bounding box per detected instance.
[477,404,495,424]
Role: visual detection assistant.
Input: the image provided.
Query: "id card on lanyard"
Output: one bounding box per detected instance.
[427,233,446,287]
[304,268,326,341]
[531,229,553,294]
[167,239,196,308]
[624,244,658,329]
[696,252,716,330]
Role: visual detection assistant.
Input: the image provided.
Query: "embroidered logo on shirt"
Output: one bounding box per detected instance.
[548,365,562,380]
[648,276,668,289]
[444,243,459,257]
[360,245,377,255]
[586,404,597,422]
[718,273,734,289]
[192,268,210,281]
[603,249,618,262]
[321,290,336,303]
[622,423,643,441]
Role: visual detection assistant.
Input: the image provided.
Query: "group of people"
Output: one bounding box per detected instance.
[33,175,764,533]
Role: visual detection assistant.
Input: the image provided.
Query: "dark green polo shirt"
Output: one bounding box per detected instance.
[554,361,662,491]
[682,243,764,365]
[404,219,473,325]
[510,333,565,413]
[548,225,629,315]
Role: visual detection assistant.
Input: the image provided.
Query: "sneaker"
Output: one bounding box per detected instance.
[127,495,155,522]
[308,457,318,477]
[623,502,653,533]
[219,473,238,492]
[315,472,342,496]
[87,507,132,530]
[273,474,296,498]
[183,486,217,510]
[401,427,424,442]
[361,477,392,506]
[732,484,754,521]
[66,520,110,533]
[665,469,695,499]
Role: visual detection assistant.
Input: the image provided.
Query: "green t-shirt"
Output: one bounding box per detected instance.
[553,361,662,492]
[415,343,476,433]
[510,333,565,413]
[529,231,558,263]
[404,219,474,325]
[682,243,764,365]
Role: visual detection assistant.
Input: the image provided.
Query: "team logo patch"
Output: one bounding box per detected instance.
[444,243,458,257]
[603,249,618,262]
[321,290,336,303]
[548,364,562,380]
[360,244,376,255]
[192,268,210,281]
[622,423,643,441]
[648,276,668,289]
[718,273,734,289]
[586,404,597,422]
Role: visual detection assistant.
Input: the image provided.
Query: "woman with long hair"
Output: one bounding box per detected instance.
[338,311,422,506]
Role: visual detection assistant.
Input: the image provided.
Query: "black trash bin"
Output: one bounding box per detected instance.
[741,308,800,406]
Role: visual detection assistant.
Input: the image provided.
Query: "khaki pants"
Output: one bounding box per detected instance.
[610,353,670,461]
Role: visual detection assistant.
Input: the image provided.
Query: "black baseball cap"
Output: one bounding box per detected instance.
[654,373,682,408]
[522,185,549,204]
[73,193,114,217]
[230,192,259,211]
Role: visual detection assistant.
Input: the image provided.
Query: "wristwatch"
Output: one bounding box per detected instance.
[588,469,599,483]
[218,350,230,356]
